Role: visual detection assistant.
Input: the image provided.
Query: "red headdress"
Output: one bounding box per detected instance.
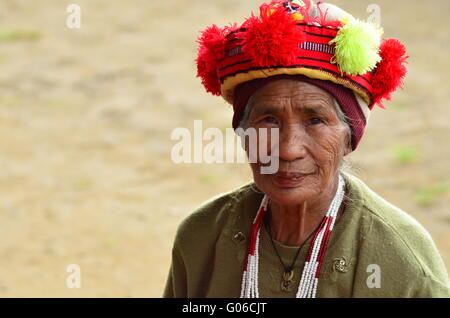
[195,0,409,149]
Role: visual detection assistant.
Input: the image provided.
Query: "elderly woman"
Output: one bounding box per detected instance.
[163,0,450,298]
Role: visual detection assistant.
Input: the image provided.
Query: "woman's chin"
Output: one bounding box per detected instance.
[259,177,318,206]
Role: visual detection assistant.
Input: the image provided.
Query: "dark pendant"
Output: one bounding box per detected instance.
[281,270,294,291]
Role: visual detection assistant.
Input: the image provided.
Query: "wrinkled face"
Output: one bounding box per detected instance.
[244,79,351,206]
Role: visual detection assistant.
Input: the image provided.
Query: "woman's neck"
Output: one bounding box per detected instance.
[267,175,346,247]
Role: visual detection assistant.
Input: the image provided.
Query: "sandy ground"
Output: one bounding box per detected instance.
[0,0,448,297]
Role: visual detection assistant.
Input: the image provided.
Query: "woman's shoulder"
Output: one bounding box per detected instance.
[346,172,435,248]
[173,180,260,249]
[344,172,429,235]
[343,172,449,289]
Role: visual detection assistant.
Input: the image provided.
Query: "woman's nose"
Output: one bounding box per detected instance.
[278,125,307,162]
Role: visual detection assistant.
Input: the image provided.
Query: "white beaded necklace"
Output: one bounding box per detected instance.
[240,174,346,298]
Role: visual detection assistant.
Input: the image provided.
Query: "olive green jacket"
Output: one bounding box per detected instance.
[163,172,450,298]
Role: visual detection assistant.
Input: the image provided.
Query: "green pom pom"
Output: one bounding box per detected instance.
[330,18,383,76]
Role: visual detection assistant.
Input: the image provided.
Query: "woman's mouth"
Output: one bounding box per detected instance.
[271,171,310,188]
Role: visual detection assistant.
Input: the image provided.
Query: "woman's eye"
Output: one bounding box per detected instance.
[263,116,278,125]
[308,118,324,125]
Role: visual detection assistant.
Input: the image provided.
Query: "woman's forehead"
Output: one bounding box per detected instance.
[248,80,335,112]
[249,79,334,103]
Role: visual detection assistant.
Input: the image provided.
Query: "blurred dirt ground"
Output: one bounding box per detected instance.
[0,0,448,297]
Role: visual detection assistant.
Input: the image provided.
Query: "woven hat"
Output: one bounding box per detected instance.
[195,0,408,148]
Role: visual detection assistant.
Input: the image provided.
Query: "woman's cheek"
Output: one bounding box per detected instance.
[311,136,343,177]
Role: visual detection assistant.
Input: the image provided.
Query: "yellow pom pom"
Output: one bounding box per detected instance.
[292,13,303,21]
[329,19,383,76]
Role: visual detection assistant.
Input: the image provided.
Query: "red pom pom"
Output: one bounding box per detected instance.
[196,25,226,96]
[371,39,408,108]
[238,3,305,67]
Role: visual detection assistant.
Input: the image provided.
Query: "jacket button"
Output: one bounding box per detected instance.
[333,257,349,273]
[233,232,246,242]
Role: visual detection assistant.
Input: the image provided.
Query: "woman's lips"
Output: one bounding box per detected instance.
[271,171,310,188]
